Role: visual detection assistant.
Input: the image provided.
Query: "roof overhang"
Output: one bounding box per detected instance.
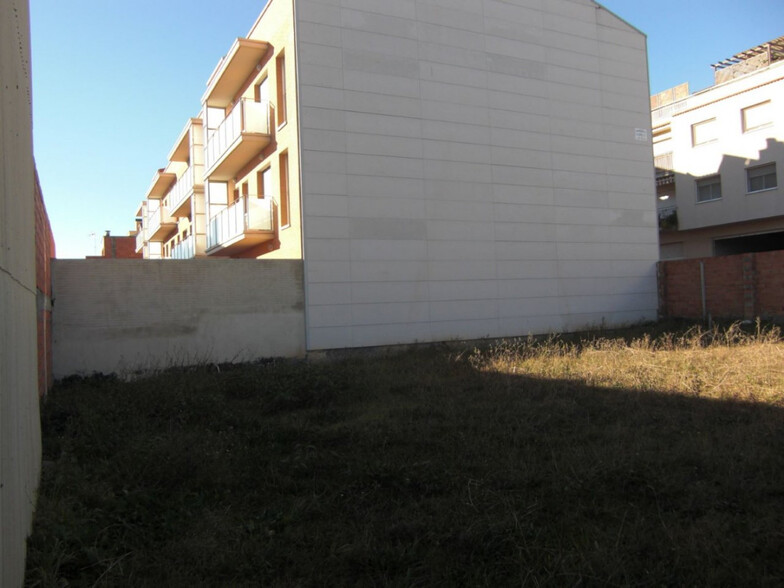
[168,118,202,162]
[145,169,177,200]
[202,38,269,108]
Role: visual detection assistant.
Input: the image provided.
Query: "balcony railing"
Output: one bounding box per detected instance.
[170,235,196,259]
[205,99,272,180]
[135,228,145,253]
[147,206,176,241]
[658,205,678,231]
[164,166,200,217]
[207,195,274,253]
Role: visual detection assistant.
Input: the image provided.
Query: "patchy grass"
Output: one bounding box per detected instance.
[26,322,784,586]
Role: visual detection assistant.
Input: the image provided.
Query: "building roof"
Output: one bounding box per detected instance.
[711,37,784,72]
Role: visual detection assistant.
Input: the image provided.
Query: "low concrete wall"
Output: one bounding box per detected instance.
[658,250,784,321]
[52,259,305,378]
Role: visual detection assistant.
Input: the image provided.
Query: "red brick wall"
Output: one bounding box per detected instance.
[102,235,142,258]
[659,251,784,321]
[755,250,784,318]
[34,170,55,396]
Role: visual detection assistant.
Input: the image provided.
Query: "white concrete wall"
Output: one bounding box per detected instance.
[295,0,659,349]
[52,260,306,377]
[1,0,42,585]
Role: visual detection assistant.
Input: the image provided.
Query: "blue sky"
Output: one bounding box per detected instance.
[30,0,784,258]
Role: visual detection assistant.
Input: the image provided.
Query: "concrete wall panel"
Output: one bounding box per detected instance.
[52,260,305,378]
[296,0,658,350]
[1,0,41,584]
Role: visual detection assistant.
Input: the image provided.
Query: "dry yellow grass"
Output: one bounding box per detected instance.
[473,323,784,404]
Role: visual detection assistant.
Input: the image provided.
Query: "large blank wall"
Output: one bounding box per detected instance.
[1,0,41,585]
[296,0,659,349]
[52,260,306,378]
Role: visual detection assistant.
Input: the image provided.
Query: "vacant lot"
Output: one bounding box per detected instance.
[26,323,784,586]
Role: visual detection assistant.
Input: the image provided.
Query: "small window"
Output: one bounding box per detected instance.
[257,166,272,199]
[255,76,269,103]
[742,101,772,133]
[692,118,717,146]
[747,163,777,193]
[276,52,287,127]
[696,175,721,202]
[279,151,290,228]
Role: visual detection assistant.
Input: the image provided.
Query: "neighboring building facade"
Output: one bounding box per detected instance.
[653,37,784,260]
[135,0,659,350]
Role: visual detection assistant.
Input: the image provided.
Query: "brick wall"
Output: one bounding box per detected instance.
[34,170,55,396]
[102,235,142,258]
[658,250,784,321]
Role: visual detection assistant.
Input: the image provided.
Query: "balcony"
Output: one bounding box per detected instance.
[206,195,275,256]
[147,206,177,242]
[146,169,176,200]
[205,99,272,181]
[164,166,202,217]
[135,228,145,253]
[658,206,678,231]
[203,38,270,108]
[170,235,196,259]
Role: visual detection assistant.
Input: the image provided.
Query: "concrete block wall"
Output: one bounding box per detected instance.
[52,260,306,378]
[295,0,659,350]
[1,0,42,584]
[658,250,784,321]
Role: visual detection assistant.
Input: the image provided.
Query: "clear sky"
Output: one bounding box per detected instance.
[30,0,784,258]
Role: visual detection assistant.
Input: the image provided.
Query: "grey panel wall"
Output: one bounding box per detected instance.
[1,0,41,585]
[52,260,306,377]
[296,0,658,349]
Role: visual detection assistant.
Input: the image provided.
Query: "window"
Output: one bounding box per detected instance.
[742,101,772,133]
[279,151,290,227]
[257,166,272,199]
[691,118,717,146]
[747,163,777,193]
[276,52,286,127]
[696,175,721,202]
[255,76,268,103]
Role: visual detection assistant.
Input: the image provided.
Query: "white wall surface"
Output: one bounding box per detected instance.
[52,260,306,377]
[295,0,659,349]
[1,0,41,585]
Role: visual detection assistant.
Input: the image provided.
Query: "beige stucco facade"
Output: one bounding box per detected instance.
[1,0,42,584]
[135,0,302,262]
[653,38,784,259]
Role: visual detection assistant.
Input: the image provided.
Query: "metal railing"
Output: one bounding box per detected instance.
[148,206,162,236]
[135,228,145,252]
[164,166,196,215]
[205,99,271,172]
[207,195,274,251]
[170,235,195,259]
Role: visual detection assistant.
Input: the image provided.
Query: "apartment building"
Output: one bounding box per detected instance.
[134,0,659,350]
[653,37,784,259]
[136,0,300,261]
